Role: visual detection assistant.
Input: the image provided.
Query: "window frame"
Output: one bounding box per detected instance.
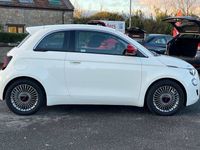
[7,24,25,33]
[34,29,146,57]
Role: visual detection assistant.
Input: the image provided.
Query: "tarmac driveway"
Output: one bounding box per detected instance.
[0,100,200,150]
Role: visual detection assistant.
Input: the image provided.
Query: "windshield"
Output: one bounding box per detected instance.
[145,34,173,43]
[144,35,153,42]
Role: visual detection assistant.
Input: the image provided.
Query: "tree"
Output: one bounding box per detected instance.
[74,9,173,34]
[176,0,197,15]
[90,11,124,21]
[139,0,200,15]
[125,9,172,34]
[127,10,145,29]
[0,24,2,32]
[74,11,125,24]
[154,9,172,34]
[72,0,85,19]
[74,8,85,19]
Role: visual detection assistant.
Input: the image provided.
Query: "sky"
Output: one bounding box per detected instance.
[70,0,146,14]
[70,0,200,16]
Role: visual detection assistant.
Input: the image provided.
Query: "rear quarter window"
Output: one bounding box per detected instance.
[36,32,65,51]
[35,31,70,52]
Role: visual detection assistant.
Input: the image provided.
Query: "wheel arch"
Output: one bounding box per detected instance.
[144,78,187,107]
[3,76,47,103]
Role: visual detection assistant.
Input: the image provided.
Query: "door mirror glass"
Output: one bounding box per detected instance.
[125,44,137,56]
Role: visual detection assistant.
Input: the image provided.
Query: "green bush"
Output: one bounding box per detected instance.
[0,32,27,43]
[0,24,3,32]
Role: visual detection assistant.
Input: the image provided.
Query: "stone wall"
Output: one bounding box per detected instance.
[0,7,73,31]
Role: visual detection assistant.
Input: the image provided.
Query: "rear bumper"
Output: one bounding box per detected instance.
[0,70,8,100]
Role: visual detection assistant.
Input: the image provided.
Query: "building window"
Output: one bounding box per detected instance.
[48,0,61,5]
[19,0,34,3]
[7,25,24,33]
[0,0,12,2]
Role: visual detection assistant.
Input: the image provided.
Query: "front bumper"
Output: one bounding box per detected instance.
[185,72,200,106]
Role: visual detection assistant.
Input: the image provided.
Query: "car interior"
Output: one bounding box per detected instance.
[168,34,200,57]
[76,32,127,55]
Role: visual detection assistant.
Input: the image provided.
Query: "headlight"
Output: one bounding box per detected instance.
[189,68,196,76]
[192,78,198,86]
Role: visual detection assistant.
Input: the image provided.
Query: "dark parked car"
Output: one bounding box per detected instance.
[143,34,173,54]
[164,16,200,71]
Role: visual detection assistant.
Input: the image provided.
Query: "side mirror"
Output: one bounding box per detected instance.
[125,44,137,56]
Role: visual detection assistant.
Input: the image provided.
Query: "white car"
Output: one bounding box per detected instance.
[0,25,199,116]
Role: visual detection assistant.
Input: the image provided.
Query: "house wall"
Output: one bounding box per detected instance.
[0,7,73,31]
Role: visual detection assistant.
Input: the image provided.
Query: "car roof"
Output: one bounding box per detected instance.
[26,24,118,35]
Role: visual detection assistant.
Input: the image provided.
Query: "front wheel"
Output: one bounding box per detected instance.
[5,79,45,115]
[146,80,185,116]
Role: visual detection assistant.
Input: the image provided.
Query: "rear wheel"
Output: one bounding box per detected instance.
[5,79,45,115]
[146,80,185,116]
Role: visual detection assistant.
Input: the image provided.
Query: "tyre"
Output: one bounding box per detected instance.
[146,80,185,116]
[5,79,45,115]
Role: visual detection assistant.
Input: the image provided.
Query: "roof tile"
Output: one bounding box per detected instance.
[0,0,74,10]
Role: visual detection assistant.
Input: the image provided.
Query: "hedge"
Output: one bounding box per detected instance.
[0,32,28,44]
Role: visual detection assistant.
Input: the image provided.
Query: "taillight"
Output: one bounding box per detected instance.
[1,56,12,70]
[197,43,200,51]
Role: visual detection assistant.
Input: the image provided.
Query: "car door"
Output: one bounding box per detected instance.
[33,31,70,101]
[64,30,142,106]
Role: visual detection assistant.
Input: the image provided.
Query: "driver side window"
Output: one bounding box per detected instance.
[75,31,127,55]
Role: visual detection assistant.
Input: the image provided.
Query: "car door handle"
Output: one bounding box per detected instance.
[70,61,81,64]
